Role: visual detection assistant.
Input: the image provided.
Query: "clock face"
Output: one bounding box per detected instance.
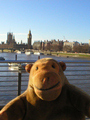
[28,34,32,39]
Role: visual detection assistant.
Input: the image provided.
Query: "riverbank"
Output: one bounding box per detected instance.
[44,51,90,59]
[32,49,90,59]
[1,50,90,59]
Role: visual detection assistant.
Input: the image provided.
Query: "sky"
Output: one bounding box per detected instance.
[0,0,90,44]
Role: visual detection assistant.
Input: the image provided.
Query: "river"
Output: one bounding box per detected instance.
[1,52,90,61]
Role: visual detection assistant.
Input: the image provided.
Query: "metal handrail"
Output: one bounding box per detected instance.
[0,60,90,120]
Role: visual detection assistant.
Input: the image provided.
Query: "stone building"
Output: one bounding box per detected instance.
[27,30,32,49]
[33,39,63,51]
[6,32,16,45]
[33,41,42,50]
[0,30,32,51]
[63,40,79,52]
[64,40,79,48]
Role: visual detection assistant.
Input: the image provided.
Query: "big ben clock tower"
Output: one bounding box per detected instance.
[27,30,32,49]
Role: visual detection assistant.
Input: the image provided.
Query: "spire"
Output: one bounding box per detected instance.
[29,30,31,34]
[27,29,32,49]
[28,30,31,38]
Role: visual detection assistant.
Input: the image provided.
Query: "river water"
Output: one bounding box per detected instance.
[1,52,90,61]
[0,52,90,106]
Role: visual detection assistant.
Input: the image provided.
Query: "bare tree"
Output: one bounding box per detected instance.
[73,45,89,53]
[63,46,72,52]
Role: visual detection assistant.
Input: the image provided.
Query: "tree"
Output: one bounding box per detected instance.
[73,45,89,53]
[63,46,72,52]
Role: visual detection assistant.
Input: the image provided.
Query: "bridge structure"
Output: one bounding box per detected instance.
[0,48,16,53]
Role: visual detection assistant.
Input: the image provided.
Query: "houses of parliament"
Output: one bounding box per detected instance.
[0,30,32,51]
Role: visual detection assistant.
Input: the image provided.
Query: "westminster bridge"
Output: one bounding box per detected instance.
[0,48,16,53]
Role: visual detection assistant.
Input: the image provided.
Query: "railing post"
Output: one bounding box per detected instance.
[15,54,17,60]
[18,65,22,96]
[38,56,40,59]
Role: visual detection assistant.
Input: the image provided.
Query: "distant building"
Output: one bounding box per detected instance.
[44,40,51,50]
[0,30,32,51]
[80,42,88,46]
[63,41,79,50]
[33,41,42,50]
[27,30,32,49]
[6,32,16,45]
[33,39,63,51]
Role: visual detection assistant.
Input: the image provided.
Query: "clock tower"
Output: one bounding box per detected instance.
[27,30,32,49]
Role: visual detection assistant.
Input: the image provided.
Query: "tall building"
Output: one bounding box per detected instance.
[27,30,32,49]
[0,30,33,51]
[7,32,16,45]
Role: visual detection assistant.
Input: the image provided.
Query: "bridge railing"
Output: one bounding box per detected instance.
[0,60,90,119]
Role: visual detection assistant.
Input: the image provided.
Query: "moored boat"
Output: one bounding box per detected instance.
[8,63,26,70]
[25,51,33,55]
[34,52,44,55]
[0,57,5,60]
[17,51,21,54]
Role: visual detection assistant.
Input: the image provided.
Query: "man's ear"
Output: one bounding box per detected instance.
[25,64,33,73]
[59,61,66,71]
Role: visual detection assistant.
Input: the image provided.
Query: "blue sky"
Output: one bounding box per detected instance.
[0,0,90,44]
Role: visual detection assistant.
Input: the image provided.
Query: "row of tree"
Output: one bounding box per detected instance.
[33,43,90,53]
[63,45,90,53]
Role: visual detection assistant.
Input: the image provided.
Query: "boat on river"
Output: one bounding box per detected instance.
[8,63,26,70]
[34,52,44,55]
[25,51,33,55]
[0,57,5,60]
[16,51,21,54]
[15,50,25,54]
